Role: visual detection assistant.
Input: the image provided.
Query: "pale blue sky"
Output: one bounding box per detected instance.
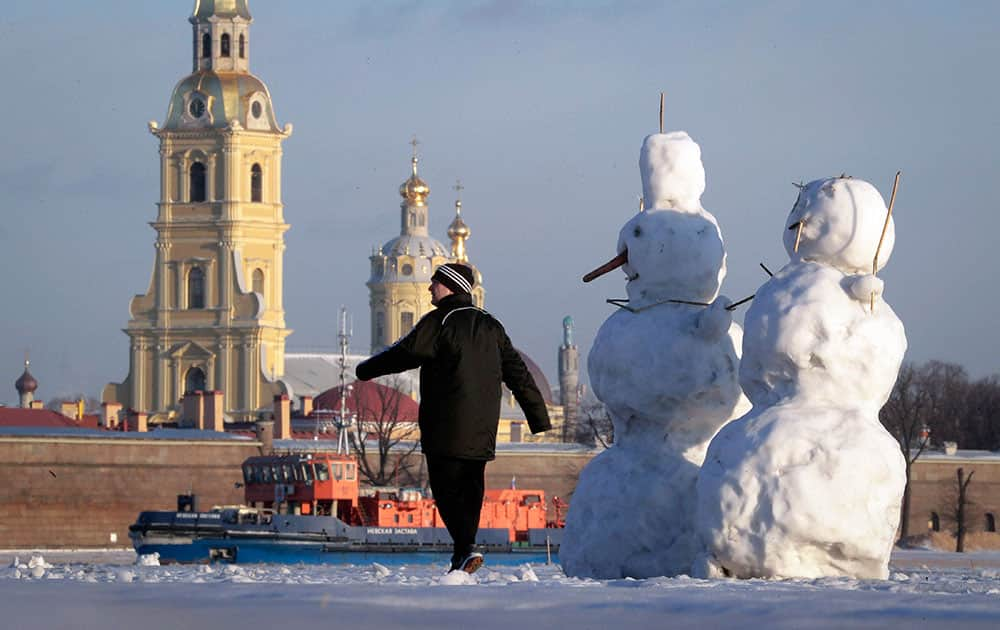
[1,1,997,405]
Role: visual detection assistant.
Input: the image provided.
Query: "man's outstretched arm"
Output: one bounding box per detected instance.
[356,315,439,381]
[499,333,551,434]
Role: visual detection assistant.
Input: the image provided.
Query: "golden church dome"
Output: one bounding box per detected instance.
[447,202,470,239]
[192,0,251,20]
[399,157,430,206]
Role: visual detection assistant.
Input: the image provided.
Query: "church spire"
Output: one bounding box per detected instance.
[189,0,253,73]
[448,179,471,263]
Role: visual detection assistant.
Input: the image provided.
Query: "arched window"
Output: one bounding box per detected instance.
[252,268,264,295]
[201,33,211,58]
[987,513,997,533]
[251,163,262,202]
[401,312,415,334]
[375,312,385,346]
[184,367,206,395]
[189,162,206,202]
[220,33,230,57]
[929,512,941,532]
[239,34,245,58]
[188,267,205,309]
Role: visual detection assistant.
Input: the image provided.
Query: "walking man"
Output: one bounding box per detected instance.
[355,263,551,573]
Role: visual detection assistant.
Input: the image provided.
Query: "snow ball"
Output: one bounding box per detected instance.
[518,565,539,582]
[783,176,894,274]
[438,571,476,586]
[28,554,50,569]
[639,132,706,213]
[136,553,160,566]
[615,209,725,308]
[739,262,906,408]
[372,562,391,578]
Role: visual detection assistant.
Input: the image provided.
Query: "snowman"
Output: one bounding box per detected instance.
[695,175,907,580]
[560,131,749,579]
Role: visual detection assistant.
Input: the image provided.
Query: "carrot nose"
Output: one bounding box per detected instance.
[583,249,628,283]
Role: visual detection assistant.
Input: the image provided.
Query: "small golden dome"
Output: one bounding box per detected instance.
[448,201,470,239]
[399,157,430,206]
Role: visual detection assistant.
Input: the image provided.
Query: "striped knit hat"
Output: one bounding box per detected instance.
[431,263,475,295]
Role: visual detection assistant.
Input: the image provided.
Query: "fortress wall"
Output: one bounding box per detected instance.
[1,434,990,550]
[0,436,258,549]
[907,457,1000,539]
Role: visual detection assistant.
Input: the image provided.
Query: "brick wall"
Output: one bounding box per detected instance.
[0,436,259,549]
[906,455,1000,536]
[2,434,994,550]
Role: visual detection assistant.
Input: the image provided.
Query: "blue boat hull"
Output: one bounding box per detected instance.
[130,509,562,564]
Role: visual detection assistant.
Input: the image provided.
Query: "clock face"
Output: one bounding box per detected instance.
[251,101,262,119]
[189,98,205,118]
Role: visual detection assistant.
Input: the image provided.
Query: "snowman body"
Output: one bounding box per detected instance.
[561,132,748,579]
[696,177,907,579]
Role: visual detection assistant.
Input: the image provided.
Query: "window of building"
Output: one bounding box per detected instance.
[251,163,262,202]
[252,268,264,295]
[401,312,414,334]
[201,33,211,58]
[220,33,230,57]
[188,267,205,309]
[346,463,355,480]
[375,312,385,346]
[987,513,997,533]
[929,512,941,532]
[184,367,206,394]
[239,34,246,58]
[189,162,206,202]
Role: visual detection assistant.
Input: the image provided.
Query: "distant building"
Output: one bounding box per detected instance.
[103,1,292,423]
[366,146,484,353]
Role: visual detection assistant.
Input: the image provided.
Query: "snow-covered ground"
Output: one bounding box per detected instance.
[3,550,1000,629]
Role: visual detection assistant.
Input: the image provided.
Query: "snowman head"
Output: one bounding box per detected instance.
[783,176,894,274]
[616,208,726,307]
[639,131,705,213]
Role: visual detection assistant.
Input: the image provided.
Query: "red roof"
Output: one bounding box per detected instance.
[314,380,419,422]
[0,408,100,429]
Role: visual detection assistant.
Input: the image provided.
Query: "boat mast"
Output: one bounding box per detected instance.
[336,306,354,455]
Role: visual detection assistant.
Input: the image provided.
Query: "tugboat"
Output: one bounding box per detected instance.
[129,451,566,564]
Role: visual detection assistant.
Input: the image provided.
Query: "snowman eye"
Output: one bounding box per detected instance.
[633,226,642,237]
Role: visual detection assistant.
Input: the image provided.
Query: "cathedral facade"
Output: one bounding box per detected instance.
[103,1,291,422]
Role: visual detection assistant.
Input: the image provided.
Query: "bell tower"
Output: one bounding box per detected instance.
[104,1,293,423]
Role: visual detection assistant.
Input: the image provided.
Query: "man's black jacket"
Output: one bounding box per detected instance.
[355,294,551,460]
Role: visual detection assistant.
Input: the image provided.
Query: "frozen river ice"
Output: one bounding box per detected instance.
[2,549,1000,629]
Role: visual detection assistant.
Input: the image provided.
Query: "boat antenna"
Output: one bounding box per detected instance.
[336,306,355,455]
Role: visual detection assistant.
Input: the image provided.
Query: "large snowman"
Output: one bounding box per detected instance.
[695,176,907,580]
[560,131,749,579]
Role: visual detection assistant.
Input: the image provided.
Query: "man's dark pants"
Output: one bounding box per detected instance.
[425,455,487,566]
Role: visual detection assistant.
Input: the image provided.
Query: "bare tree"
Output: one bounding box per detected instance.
[945,467,976,553]
[577,399,614,448]
[347,375,421,487]
[961,376,1000,451]
[880,362,933,539]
